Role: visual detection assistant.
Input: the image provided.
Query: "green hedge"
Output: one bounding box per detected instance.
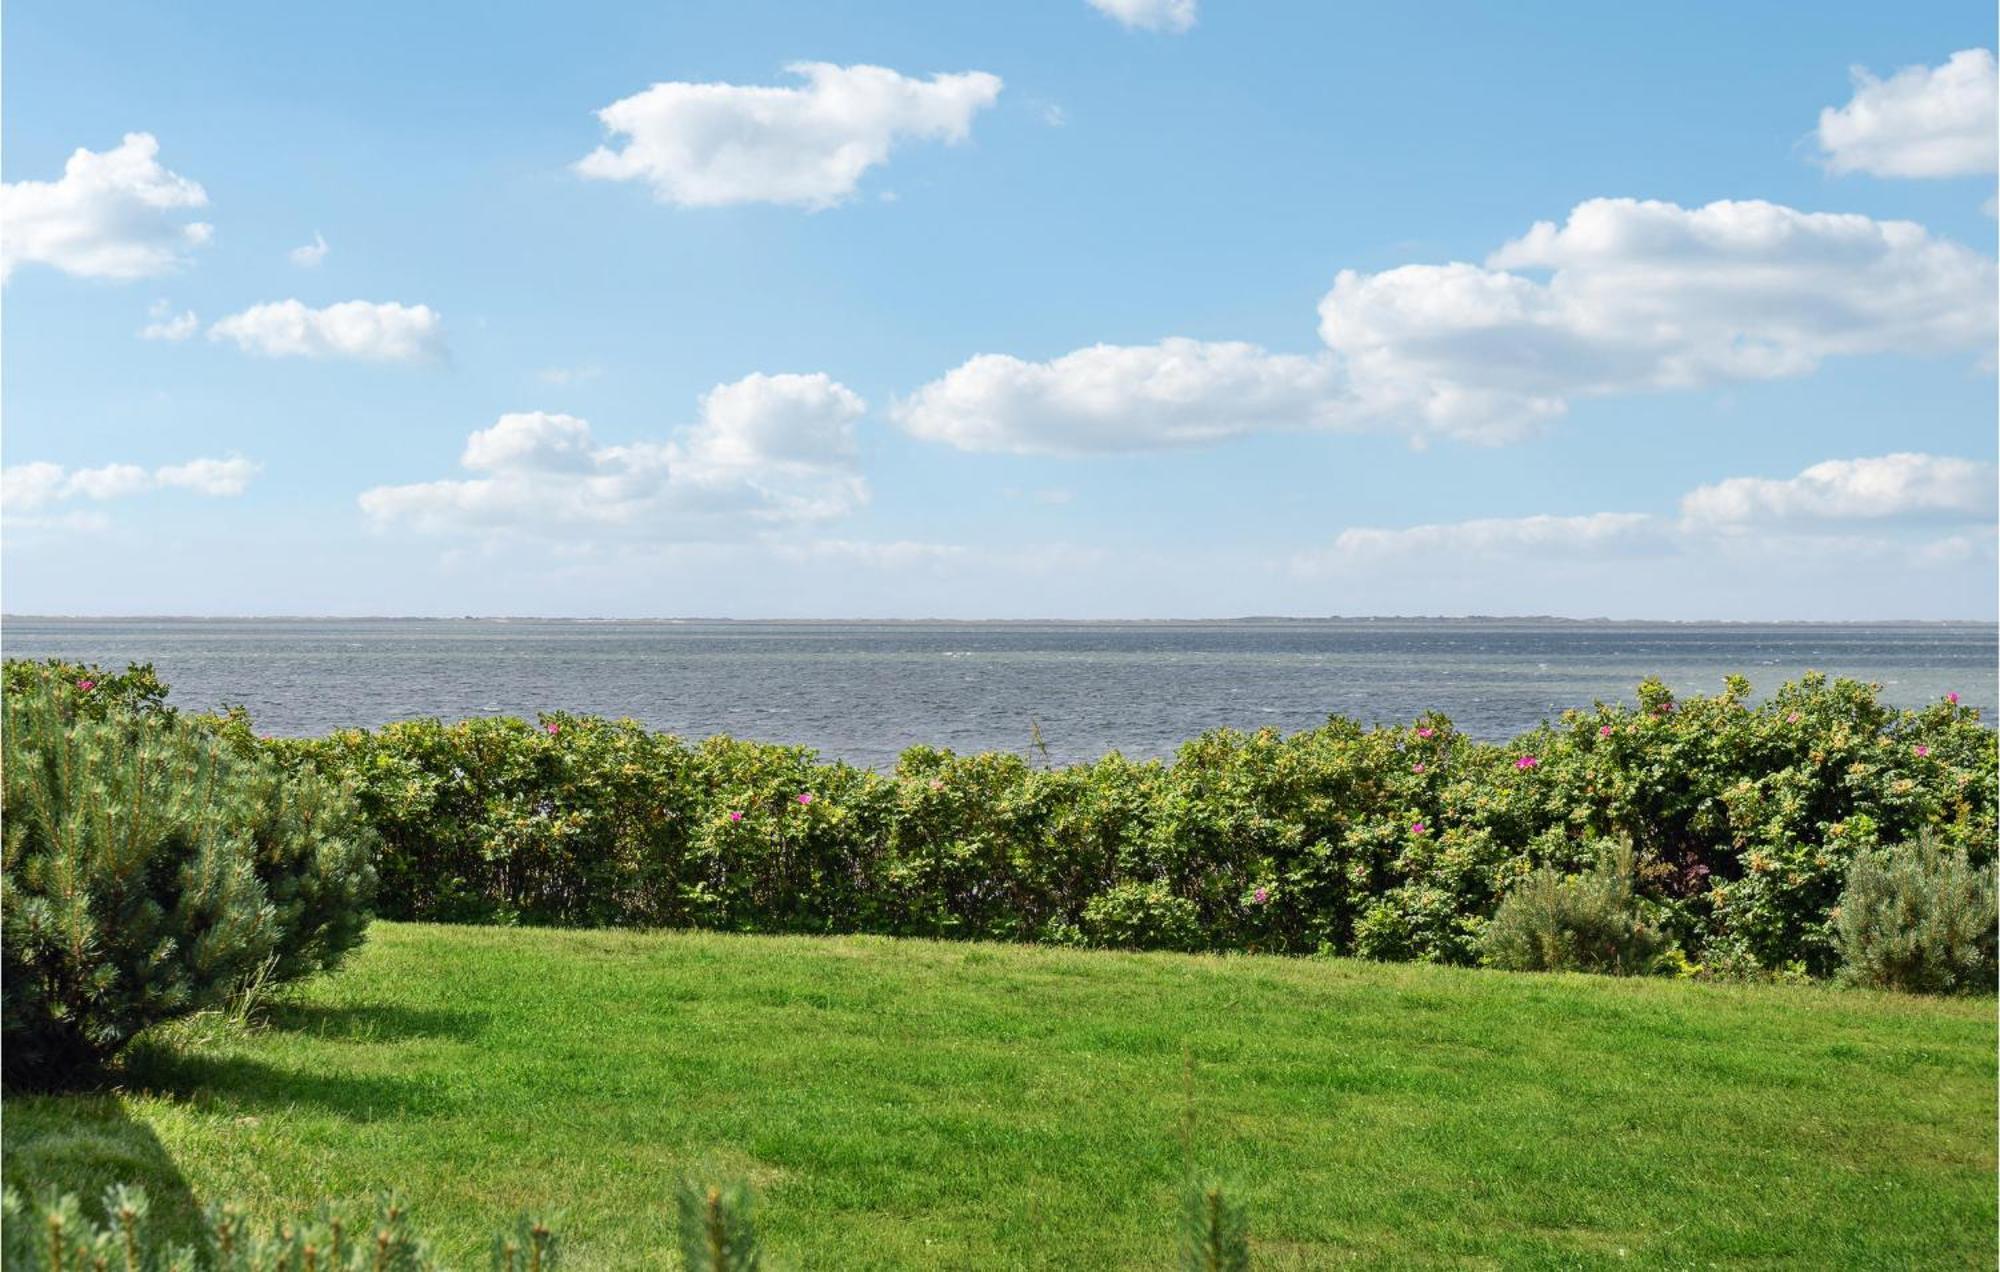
[8,661,1994,978]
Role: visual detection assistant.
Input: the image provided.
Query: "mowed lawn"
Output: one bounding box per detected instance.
[4,924,1994,1268]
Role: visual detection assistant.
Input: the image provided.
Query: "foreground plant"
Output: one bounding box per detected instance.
[1,676,376,1089]
[1836,833,1997,994]
[0,1186,458,1271]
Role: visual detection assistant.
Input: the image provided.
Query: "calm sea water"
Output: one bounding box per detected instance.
[2,617,1992,769]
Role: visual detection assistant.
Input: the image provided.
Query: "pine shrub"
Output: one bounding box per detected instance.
[1478,842,1667,975]
[0,1185,484,1271]
[1,684,375,1088]
[1835,835,1997,995]
[675,1180,761,1271]
[1178,1182,1251,1272]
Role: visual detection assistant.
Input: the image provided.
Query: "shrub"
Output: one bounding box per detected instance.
[1,658,173,723]
[1478,843,1668,975]
[1080,881,1204,951]
[0,1185,542,1271]
[1,684,375,1088]
[676,1180,761,1272]
[1178,1182,1251,1272]
[1835,835,1997,995]
[9,660,1992,978]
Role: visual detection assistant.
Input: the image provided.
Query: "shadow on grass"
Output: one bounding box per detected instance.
[120,1049,451,1122]
[264,1001,487,1044]
[1,1093,206,1249]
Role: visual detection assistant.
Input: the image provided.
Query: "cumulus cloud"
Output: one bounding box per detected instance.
[1817,49,1998,178]
[0,133,212,282]
[894,338,1340,454]
[1681,453,1997,527]
[359,372,868,539]
[3,455,259,515]
[901,197,1995,452]
[208,299,446,362]
[138,300,199,341]
[1087,0,1196,33]
[576,62,1002,208]
[289,232,329,267]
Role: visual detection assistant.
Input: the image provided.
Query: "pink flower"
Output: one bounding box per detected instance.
[1411,821,1428,835]
[928,778,945,791]
[1412,762,1426,774]
[797,792,814,805]
[545,722,560,736]
[1515,755,1539,771]
[1598,725,1613,738]
[1252,887,1270,905]
[76,680,95,692]
[1914,744,1931,758]
[1786,712,1801,724]
[728,810,744,823]
[1416,726,1436,739]
[1946,692,1960,705]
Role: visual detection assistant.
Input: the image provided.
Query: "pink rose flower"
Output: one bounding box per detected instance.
[1252,887,1270,905]
[545,722,560,735]
[1416,726,1436,739]
[1412,762,1425,774]
[1411,821,1428,835]
[1914,744,1930,758]
[728,810,744,823]
[1598,725,1613,738]
[1946,692,1960,705]
[1515,755,1539,771]
[797,792,814,805]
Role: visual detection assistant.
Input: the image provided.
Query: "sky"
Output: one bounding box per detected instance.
[3,0,1996,620]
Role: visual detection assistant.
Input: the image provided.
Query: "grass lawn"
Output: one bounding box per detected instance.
[4,923,1994,1268]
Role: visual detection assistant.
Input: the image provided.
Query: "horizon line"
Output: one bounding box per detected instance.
[4,613,1996,627]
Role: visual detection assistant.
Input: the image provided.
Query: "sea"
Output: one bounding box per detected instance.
[2,617,1993,770]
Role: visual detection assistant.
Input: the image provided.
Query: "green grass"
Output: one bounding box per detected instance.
[5,924,1994,1269]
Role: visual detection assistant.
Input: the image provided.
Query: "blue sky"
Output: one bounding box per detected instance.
[4,0,1995,618]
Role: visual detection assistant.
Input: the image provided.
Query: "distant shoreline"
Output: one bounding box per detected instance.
[6,614,1996,628]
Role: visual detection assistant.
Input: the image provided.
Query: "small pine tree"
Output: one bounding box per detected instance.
[1178,1181,1251,1272]
[1479,841,1666,975]
[2,1186,458,1271]
[1836,835,1997,995]
[3,688,278,1086]
[2,683,375,1088]
[676,1180,761,1272]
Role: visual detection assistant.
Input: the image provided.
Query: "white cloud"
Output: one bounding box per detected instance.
[3,456,259,514]
[902,197,1995,453]
[1300,513,1658,571]
[538,362,605,385]
[1681,453,1997,526]
[1087,0,1196,33]
[208,299,446,362]
[138,300,199,341]
[1296,453,1998,581]
[894,338,1341,454]
[154,456,261,497]
[575,62,1002,209]
[1329,198,1994,441]
[1817,49,1998,178]
[360,372,868,539]
[289,231,330,267]
[0,133,212,282]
